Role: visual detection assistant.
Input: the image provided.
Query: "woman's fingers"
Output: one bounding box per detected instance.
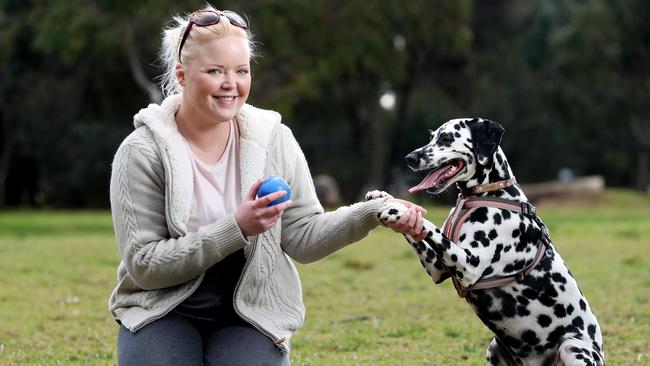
[252,190,288,209]
[246,179,264,201]
[390,198,427,215]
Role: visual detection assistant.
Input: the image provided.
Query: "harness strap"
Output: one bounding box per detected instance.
[443,196,550,298]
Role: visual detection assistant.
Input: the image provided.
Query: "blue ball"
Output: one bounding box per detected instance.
[257,176,292,206]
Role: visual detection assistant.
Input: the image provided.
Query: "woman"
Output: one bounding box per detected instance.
[109,5,427,365]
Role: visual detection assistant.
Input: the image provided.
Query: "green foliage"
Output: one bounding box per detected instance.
[0,190,649,364]
[0,0,648,206]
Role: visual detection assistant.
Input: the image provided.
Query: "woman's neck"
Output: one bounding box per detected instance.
[175,105,232,164]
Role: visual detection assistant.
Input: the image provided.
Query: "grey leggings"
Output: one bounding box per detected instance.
[117,312,290,366]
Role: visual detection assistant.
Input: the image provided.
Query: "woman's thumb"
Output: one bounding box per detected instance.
[247,179,263,200]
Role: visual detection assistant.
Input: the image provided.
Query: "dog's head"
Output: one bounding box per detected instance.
[406,118,505,194]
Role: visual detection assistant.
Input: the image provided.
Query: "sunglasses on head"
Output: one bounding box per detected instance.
[178,9,248,63]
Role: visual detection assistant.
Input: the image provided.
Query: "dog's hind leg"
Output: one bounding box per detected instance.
[486,338,514,366]
[556,338,604,366]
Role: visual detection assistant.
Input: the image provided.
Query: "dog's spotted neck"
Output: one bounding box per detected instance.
[457,149,526,200]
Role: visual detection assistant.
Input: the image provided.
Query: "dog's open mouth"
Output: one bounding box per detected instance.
[409,159,465,193]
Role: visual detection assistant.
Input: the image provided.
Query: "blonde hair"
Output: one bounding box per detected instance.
[158,5,256,97]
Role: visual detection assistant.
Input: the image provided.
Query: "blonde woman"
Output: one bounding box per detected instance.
[109,5,427,365]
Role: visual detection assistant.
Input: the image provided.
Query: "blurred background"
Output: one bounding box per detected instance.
[1,0,648,208]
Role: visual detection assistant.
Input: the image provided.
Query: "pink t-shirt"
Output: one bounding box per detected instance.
[184,121,242,232]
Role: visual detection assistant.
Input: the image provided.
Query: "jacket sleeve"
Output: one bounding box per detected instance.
[278,126,386,264]
[110,131,248,290]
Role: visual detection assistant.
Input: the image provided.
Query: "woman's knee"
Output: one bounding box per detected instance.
[203,325,290,366]
[117,313,203,366]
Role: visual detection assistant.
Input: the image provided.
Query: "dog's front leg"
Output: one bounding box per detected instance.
[403,233,450,284]
[379,203,485,288]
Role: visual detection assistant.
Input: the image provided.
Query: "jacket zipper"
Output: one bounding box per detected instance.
[232,236,288,354]
[131,272,205,332]
[130,148,205,332]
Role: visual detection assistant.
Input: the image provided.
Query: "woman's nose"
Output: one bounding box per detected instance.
[221,73,234,88]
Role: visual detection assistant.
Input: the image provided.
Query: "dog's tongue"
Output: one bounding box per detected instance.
[408,164,451,193]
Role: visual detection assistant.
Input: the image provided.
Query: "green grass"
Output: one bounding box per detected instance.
[1,190,649,365]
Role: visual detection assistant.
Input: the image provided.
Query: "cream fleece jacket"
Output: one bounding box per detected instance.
[108,94,385,353]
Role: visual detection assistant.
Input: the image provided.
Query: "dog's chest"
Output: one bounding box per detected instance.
[450,206,543,275]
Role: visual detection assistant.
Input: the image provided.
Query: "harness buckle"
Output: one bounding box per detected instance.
[520,202,536,217]
[516,272,526,282]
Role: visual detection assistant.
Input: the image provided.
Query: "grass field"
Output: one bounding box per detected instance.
[0,189,649,365]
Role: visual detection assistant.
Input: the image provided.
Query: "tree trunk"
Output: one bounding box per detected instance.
[637,151,649,192]
[631,118,650,192]
[0,118,16,208]
[124,23,163,104]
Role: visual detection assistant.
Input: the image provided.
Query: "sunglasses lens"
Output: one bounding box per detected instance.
[222,10,248,29]
[193,12,221,26]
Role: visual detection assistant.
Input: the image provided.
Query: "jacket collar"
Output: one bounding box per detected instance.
[133,94,281,234]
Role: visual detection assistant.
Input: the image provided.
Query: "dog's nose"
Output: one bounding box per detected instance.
[405,151,420,168]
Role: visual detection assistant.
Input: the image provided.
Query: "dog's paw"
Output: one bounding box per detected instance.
[365,190,393,201]
[378,202,408,224]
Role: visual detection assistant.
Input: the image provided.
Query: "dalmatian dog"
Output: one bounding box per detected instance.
[369,118,604,365]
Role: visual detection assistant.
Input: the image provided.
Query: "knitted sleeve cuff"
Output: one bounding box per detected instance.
[199,213,249,257]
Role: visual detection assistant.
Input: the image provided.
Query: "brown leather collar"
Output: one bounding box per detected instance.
[461,178,516,196]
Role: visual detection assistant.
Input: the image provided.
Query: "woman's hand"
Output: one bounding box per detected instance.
[381,198,429,241]
[235,179,292,237]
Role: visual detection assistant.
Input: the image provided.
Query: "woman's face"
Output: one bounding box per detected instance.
[179,35,251,124]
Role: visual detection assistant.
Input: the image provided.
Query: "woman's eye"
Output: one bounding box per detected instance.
[237,69,249,75]
[208,69,222,75]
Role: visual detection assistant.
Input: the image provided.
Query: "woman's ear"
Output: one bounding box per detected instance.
[467,118,505,166]
[175,63,186,86]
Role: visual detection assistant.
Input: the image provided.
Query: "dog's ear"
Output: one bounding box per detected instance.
[467,118,505,166]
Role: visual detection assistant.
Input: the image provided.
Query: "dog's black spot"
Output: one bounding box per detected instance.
[504,259,526,273]
[482,266,494,277]
[580,299,587,311]
[493,289,517,318]
[459,233,466,242]
[572,316,584,330]
[388,209,398,215]
[441,237,452,249]
[469,207,489,224]
[466,253,481,267]
[451,254,458,262]
[551,272,567,284]
[554,304,567,318]
[512,229,520,238]
[491,244,503,263]
[470,241,479,248]
[436,132,456,147]
[505,185,520,197]
[426,248,436,261]
[587,324,597,340]
[522,288,538,300]
[517,304,530,317]
[546,325,567,344]
[493,213,502,225]
[537,314,552,327]
[502,210,511,220]
[567,304,574,315]
[521,330,540,345]
[488,229,498,240]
